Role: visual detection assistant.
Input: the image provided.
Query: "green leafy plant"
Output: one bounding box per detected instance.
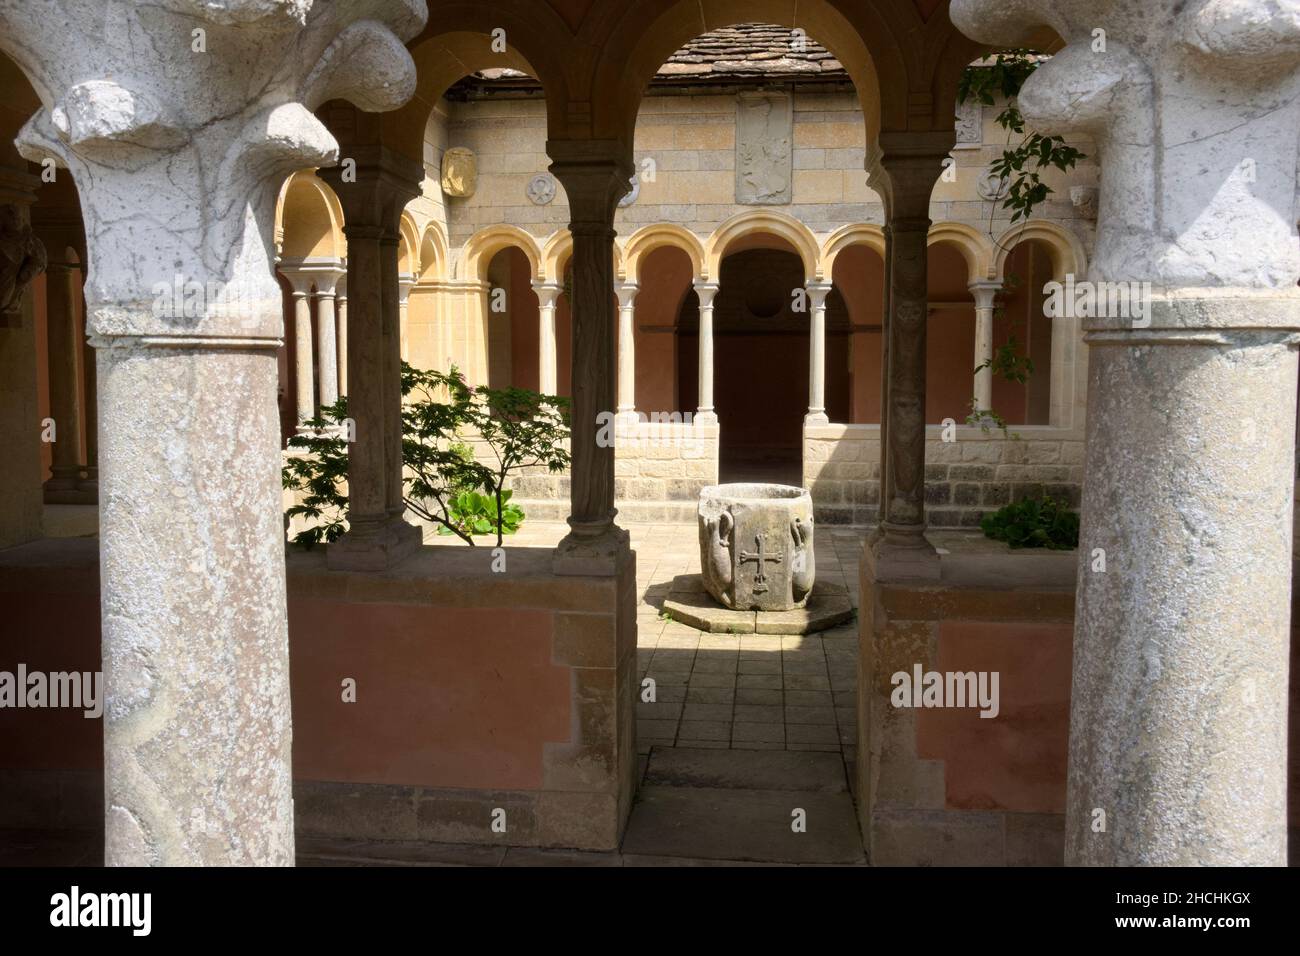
[959,50,1085,223]
[282,363,569,549]
[964,399,1018,440]
[980,495,1079,550]
[439,489,525,540]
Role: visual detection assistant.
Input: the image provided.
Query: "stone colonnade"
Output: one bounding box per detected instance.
[955,0,1300,865]
[277,256,347,427]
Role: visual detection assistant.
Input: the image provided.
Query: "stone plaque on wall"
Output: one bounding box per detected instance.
[735,92,792,205]
[441,147,477,198]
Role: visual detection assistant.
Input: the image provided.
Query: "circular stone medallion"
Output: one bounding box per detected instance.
[527,173,557,205]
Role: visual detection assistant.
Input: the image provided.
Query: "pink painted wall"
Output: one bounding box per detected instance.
[832,244,883,424]
[289,599,571,790]
[633,245,690,414]
[916,620,1073,813]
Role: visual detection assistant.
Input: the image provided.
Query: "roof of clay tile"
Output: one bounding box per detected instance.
[445,22,849,96]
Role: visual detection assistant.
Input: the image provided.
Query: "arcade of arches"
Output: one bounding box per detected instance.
[0,0,1296,867]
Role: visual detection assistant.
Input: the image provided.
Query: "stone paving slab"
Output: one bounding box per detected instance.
[620,786,865,864]
[645,746,849,792]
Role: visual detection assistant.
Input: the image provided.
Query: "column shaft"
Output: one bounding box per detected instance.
[535,283,560,394]
[291,290,314,426]
[806,282,832,424]
[695,282,718,424]
[336,289,348,397]
[316,290,338,409]
[616,282,638,415]
[970,282,999,412]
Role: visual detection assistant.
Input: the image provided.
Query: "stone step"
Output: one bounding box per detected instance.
[644,746,849,792]
[620,784,865,864]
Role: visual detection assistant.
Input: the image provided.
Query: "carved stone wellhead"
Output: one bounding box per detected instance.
[698,483,814,611]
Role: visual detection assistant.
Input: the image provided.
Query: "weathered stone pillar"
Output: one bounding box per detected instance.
[877,221,893,525]
[42,258,88,501]
[548,140,633,572]
[0,0,425,864]
[616,280,638,419]
[533,280,561,394]
[318,147,424,571]
[869,138,951,577]
[694,280,719,425]
[805,280,832,425]
[336,273,348,397]
[955,0,1300,865]
[969,280,1000,411]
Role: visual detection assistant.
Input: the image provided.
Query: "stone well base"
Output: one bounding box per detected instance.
[662,573,853,634]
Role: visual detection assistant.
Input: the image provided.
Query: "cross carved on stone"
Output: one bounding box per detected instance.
[740,532,784,593]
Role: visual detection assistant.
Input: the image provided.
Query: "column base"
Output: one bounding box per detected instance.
[866,523,940,582]
[694,410,718,426]
[553,523,631,577]
[804,411,830,426]
[326,515,422,571]
[43,472,97,505]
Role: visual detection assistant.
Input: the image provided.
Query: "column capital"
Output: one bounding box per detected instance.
[532,281,563,309]
[278,256,346,297]
[2,2,425,345]
[547,139,634,226]
[968,279,1002,310]
[806,280,834,308]
[616,281,639,308]
[953,0,1300,291]
[868,131,955,220]
[693,280,720,308]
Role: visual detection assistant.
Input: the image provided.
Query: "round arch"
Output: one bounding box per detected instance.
[928,221,995,283]
[589,0,909,147]
[820,223,886,279]
[621,223,706,283]
[398,212,420,276]
[541,230,572,285]
[993,221,1087,283]
[458,225,543,282]
[706,210,821,284]
[418,221,449,283]
[276,171,345,260]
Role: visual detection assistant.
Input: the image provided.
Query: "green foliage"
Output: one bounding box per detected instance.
[980,496,1079,550]
[438,489,525,539]
[958,50,1085,222]
[283,363,570,549]
[977,332,1035,386]
[964,399,1018,440]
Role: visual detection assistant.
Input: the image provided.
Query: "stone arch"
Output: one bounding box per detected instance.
[621,224,706,283]
[706,210,821,284]
[276,171,345,261]
[928,221,994,283]
[418,221,449,283]
[398,211,419,276]
[375,13,569,162]
[993,221,1087,283]
[588,0,914,147]
[458,225,543,282]
[541,230,572,285]
[820,223,887,279]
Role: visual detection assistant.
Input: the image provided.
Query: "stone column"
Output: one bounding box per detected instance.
[398,271,416,362]
[315,269,343,410]
[694,281,719,425]
[955,0,1300,865]
[279,273,315,428]
[336,273,348,398]
[533,280,561,394]
[0,0,425,864]
[319,148,424,571]
[869,138,951,578]
[42,257,88,501]
[877,221,893,525]
[548,141,634,572]
[616,280,638,419]
[805,280,833,425]
[969,280,1000,411]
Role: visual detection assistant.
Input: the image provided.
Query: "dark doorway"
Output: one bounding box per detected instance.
[677,247,849,485]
